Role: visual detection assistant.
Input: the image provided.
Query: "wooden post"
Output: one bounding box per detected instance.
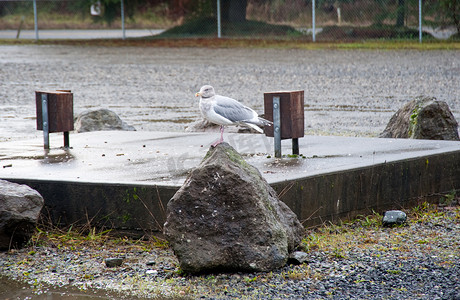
[36,90,74,149]
[264,91,304,157]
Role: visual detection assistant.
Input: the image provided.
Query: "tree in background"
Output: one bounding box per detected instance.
[439,0,460,34]
[221,0,248,22]
[169,0,248,22]
[396,0,405,27]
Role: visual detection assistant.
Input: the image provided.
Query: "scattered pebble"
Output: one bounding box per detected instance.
[146,260,156,266]
[104,258,123,268]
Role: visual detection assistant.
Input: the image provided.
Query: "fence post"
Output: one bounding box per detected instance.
[312,0,316,42]
[121,0,125,40]
[217,0,222,38]
[418,0,422,43]
[33,0,38,40]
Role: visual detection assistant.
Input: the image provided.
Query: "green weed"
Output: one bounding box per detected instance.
[331,247,346,259]
[440,190,457,206]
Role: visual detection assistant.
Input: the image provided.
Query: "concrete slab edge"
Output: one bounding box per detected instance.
[2,149,459,233]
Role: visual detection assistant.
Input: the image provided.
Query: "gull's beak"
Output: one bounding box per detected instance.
[195,92,201,97]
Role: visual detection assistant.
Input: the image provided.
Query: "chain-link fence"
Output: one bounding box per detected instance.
[0,0,459,41]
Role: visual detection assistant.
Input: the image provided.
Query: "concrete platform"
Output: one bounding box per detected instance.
[1,131,459,230]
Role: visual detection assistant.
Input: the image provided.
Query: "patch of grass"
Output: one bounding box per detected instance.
[30,226,112,250]
[302,221,354,254]
[29,224,168,253]
[301,203,459,260]
[440,190,457,206]
[1,37,459,50]
[244,275,258,283]
[331,247,346,259]
[352,211,382,227]
[281,267,313,280]
[410,201,440,223]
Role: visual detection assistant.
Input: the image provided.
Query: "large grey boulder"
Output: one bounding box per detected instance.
[75,108,136,133]
[0,180,44,250]
[380,96,459,140]
[163,143,304,274]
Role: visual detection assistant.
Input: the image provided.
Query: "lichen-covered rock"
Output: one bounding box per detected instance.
[380,96,459,140]
[75,108,136,133]
[163,143,304,274]
[0,180,44,250]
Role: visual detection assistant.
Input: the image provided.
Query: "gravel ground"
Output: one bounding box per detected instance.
[0,45,459,142]
[0,203,459,299]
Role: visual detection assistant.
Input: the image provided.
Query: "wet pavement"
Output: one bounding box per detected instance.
[1,131,459,187]
[0,45,459,144]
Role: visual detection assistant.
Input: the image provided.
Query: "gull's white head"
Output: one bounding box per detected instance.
[195,85,215,99]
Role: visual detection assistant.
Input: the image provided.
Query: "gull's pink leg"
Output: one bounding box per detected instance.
[211,125,225,147]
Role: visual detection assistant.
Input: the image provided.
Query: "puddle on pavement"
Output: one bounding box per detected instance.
[0,276,111,300]
[0,275,170,300]
[41,150,75,165]
[1,150,75,165]
[264,156,307,168]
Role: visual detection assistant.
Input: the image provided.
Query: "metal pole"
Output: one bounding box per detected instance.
[33,0,38,41]
[64,132,70,149]
[418,0,422,43]
[312,0,316,42]
[273,97,281,158]
[292,138,299,155]
[121,0,125,40]
[217,0,222,38]
[41,94,49,149]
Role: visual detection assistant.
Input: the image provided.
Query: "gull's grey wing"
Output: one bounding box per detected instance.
[213,95,256,123]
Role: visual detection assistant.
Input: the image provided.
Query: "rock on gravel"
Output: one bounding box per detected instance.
[164,142,304,273]
[382,210,407,226]
[0,180,44,250]
[75,108,136,133]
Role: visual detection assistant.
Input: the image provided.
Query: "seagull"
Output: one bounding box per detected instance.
[195,85,272,147]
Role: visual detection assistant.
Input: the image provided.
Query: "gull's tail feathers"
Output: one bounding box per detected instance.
[258,117,273,127]
[243,123,264,133]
